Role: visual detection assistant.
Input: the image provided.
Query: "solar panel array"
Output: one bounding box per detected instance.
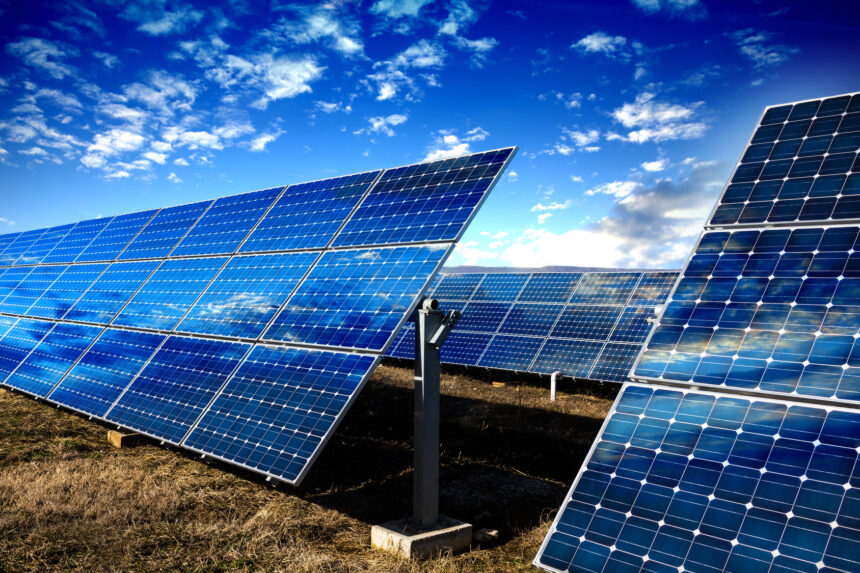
[536,93,860,572]
[386,270,677,383]
[0,147,516,485]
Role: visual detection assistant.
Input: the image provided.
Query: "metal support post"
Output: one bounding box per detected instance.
[550,371,561,401]
[412,298,459,530]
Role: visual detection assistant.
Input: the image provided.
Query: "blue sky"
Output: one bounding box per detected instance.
[1,0,858,270]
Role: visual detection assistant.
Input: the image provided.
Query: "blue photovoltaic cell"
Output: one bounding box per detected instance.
[478,335,544,371]
[0,265,66,315]
[240,172,380,253]
[610,306,656,343]
[0,266,34,303]
[0,316,17,339]
[531,338,605,377]
[263,245,448,351]
[710,94,860,227]
[386,324,414,359]
[383,270,677,383]
[518,273,581,303]
[332,148,514,247]
[4,323,102,397]
[552,305,624,340]
[48,329,165,418]
[15,223,75,265]
[569,273,641,305]
[457,301,510,333]
[0,318,54,380]
[589,343,642,381]
[76,210,157,262]
[64,260,159,324]
[177,252,318,338]
[633,226,860,403]
[26,263,107,319]
[112,257,227,330]
[42,217,112,263]
[106,336,249,444]
[499,303,562,336]
[0,232,21,264]
[2,229,45,266]
[629,271,678,306]
[535,383,860,573]
[471,273,529,301]
[118,200,212,260]
[184,345,377,483]
[432,273,483,300]
[171,187,281,256]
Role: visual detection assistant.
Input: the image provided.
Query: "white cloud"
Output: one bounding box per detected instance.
[586,180,640,199]
[424,127,488,161]
[731,29,798,70]
[573,31,628,57]
[249,130,284,152]
[123,4,204,36]
[124,71,197,116]
[506,170,518,181]
[105,170,130,179]
[276,3,364,57]
[355,114,408,137]
[571,175,584,183]
[0,216,15,226]
[173,157,189,166]
[143,151,167,164]
[631,0,704,18]
[641,159,667,172]
[609,93,708,143]
[566,129,600,147]
[531,200,572,212]
[537,213,553,224]
[438,0,477,36]
[315,100,351,114]
[370,0,432,18]
[24,89,83,113]
[7,37,77,80]
[546,128,601,155]
[249,55,325,109]
[21,146,47,156]
[93,51,120,68]
[167,172,182,183]
[366,40,445,101]
[82,128,146,169]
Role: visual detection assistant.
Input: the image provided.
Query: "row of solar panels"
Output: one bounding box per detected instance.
[386,270,678,382]
[0,147,517,486]
[535,92,860,573]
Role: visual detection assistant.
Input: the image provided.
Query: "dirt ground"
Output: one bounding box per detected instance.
[0,363,615,572]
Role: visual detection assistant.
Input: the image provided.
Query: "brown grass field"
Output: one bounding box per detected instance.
[0,363,615,572]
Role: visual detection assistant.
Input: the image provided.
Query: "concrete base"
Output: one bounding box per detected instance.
[107,430,142,449]
[371,516,472,559]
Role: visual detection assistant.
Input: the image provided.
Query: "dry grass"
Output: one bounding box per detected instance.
[0,365,615,572]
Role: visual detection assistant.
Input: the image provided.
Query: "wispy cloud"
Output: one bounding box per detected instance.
[631,0,705,19]
[7,38,77,80]
[249,130,284,152]
[354,114,408,137]
[365,39,444,101]
[275,3,364,57]
[121,3,204,36]
[731,29,798,70]
[607,92,707,143]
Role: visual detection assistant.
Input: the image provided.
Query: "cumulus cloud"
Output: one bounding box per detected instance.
[81,128,146,169]
[315,100,351,114]
[531,200,572,212]
[354,114,408,136]
[731,29,798,70]
[93,51,120,68]
[501,161,724,268]
[249,130,284,152]
[124,70,197,116]
[641,159,667,172]
[573,31,628,56]
[424,127,488,161]
[370,0,432,19]
[7,37,77,79]
[24,89,83,113]
[120,2,204,36]
[365,39,444,101]
[608,92,707,143]
[167,172,182,183]
[546,128,601,155]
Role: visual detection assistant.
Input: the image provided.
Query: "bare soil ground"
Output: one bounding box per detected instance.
[0,364,615,572]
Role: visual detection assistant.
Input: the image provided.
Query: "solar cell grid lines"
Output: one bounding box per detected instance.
[0,146,517,485]
[386,269,678,383]
[534,383,860,573]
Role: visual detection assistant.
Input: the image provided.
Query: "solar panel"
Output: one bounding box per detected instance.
[0,147,516,485]
[170,187,282,256]
[534,382,860,573]
[183,344,377,483]
[239,172,380,253]
[176,252,318,338]
[75,210,157,262]
[385,270,678,383]
[48,329,166,417]
[632,93,860,405]
[118,200,212,260]
[16,223,75,265]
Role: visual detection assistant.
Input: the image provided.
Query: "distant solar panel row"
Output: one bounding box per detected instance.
[535,383,860,573]
[0,147,516,485]
[386,270,677,382]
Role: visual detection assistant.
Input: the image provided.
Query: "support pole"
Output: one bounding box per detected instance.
[413,298,442,530]
[550,371,561,401]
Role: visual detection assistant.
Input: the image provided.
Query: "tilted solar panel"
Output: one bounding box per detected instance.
[0,147,516,485]
[534,383,860,573]
[386,270,678,383]
[632,92,860,405]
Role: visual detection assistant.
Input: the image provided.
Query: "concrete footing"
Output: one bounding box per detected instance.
[107,430,142,449]
[371,516,472,559]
